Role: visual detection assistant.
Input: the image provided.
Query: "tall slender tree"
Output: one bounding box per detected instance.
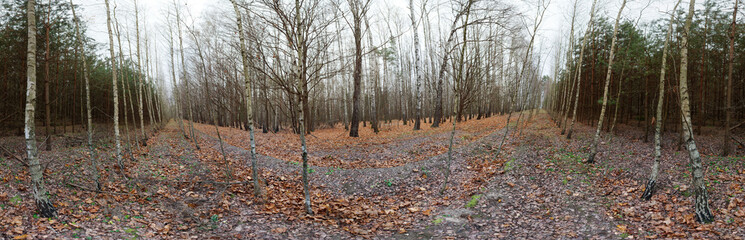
[230,0,264,197]
[587,0,626,164]
[105,0,123,170]
[566,0,598,139]
[678,0,713,223]
[348,0,370,137]
[70,0,100,190]
[175,0,199,149]
[723,0,737,156]
[410,0,423,130]
[642,0,680,200]
[25,0,57,218]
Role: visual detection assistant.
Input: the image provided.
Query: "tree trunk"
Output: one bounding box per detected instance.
[105,0,123,171]
[642,0,679,201]
[587,0,626,164]
[678,0,713,223]
[176,2,199,149]
[348,0,366,137]
[411,0,422,131]
[723,0,737,156]
[296,0,313,214]
[44,2,52,151]
[365,16,379,133]
[135,0,147,145]
[231,0,264,198]
[566,0,598,139]
[25,0,57,218]
[442,0,472,194]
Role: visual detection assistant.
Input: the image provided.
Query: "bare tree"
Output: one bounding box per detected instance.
[348,0,371,137]
[441,0,474,193]
[175,0,200,150]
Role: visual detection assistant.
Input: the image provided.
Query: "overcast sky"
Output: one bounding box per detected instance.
[73,0,696,84]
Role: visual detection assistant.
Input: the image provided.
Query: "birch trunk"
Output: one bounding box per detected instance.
[134,0,147,145]
[411,0,422,131]
[113,10,133,155]
[587,0,626,164]
[642,0,680,200]
[231,0,264,198]
[679,0,714,223]
[25,0,57,218]
[105,0,122,171]
[365,16,380,133]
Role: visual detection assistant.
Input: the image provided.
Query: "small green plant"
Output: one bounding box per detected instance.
[384,179,393,187]
[504,159,516,171]
[619,233,630,239]
[9,195,22,205]
[210,214,219,222]
[465,194,482,208]
[432,218,444,224]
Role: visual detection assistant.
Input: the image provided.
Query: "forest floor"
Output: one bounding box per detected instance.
[0,111,744,239]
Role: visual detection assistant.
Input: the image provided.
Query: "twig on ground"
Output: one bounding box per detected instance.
[0,144,28,167]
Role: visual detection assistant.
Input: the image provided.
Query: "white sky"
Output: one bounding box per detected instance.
[74,0,696,84]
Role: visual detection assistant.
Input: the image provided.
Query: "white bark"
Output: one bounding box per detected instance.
[230,0,263,197]
[642,0,680,201]
[25,0,56,218]
[105,0,123,170]
[678,0,713,223]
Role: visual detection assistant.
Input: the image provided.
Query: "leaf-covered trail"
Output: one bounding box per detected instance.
[1,111,743,239]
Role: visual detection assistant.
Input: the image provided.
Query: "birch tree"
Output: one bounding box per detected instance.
[678,0,714,223]
[587,0,626,164]
[641,0,679,200]
[410,0,423,131]
[134,0,147,146]
[230,0,264,197]
[25,0,57,218]
[105,0,123,170]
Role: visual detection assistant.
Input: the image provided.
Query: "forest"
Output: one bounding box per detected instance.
[0,0,743,238]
